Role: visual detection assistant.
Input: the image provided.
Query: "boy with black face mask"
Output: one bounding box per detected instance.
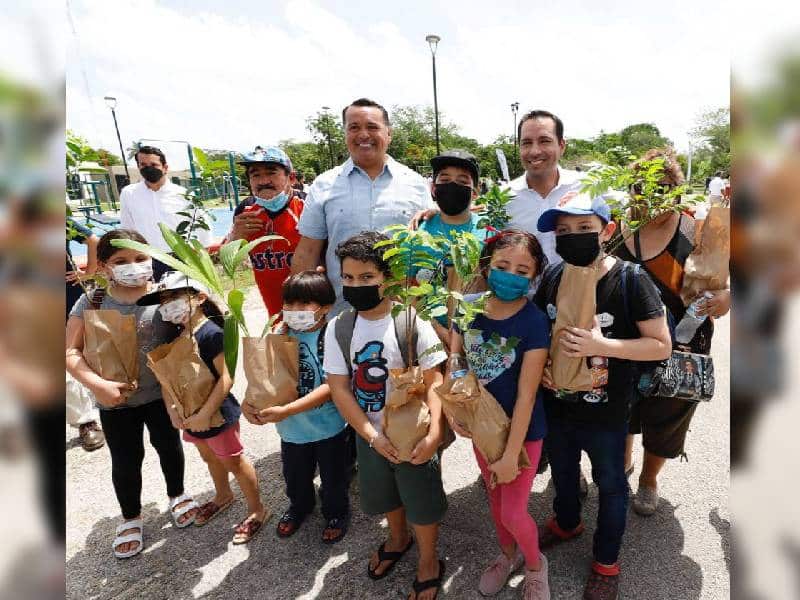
[323,231,449,600]
[533,193,672,600]
[415,150,490,342]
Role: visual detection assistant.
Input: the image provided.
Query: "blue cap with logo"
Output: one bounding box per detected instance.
[537,191,612,232]
[238,146,293,172]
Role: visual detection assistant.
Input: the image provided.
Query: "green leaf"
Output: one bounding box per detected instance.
[190,239,223,294]
[223,314,240,376]
[391,304,404,318]
[233,234,287,268]
[158,223,205,273]
[218,239,246,279]
[227,289,248,336]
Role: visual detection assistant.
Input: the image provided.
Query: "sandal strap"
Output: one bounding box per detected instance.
[169,493,195,510]
[236,517,263,535]
[113,532,142,546]
[378,538,413,562]
[115,519,143,535]
[413,560,446,594]
[171,498,198,519]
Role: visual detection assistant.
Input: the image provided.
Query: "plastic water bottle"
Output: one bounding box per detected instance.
[674,292,714,344]
[448,353,468,379]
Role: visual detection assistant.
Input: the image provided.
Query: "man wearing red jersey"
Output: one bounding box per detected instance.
[226,146,304,317]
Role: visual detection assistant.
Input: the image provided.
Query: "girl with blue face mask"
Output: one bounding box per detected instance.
[448,229,554,597]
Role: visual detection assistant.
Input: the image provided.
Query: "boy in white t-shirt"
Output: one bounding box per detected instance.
[324,231,448,600]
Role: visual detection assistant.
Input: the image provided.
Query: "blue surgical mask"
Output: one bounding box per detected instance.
[487,268,530,301]
[254,191,289,212]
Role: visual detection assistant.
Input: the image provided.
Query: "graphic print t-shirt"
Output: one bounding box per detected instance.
[463,301,551,441]
[534,258,665,428]
[277,326,346,444]
[323,313,447,434]
[232,194,304,317]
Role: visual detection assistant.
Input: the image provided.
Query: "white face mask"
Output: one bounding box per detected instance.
[283,309,320,332]
[159,297,191,324]
[111,261,153,287]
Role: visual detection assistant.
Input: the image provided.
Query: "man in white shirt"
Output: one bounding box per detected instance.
[506,110,583,266]
[413,109,582,268]
[707,171,725,206]
[119,145,212,279]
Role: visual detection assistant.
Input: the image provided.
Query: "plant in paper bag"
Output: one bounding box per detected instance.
[112,222,284,377]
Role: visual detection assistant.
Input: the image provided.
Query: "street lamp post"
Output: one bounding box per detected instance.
[511,102,520,147]
[426,34,441,155]
[103,96,130,181]
[321,106,335,170]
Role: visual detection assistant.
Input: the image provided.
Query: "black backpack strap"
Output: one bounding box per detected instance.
[392,304,418,368]
[542,262,566,308]
[334,309,358,378]
[90,287,106,310]
[620,261,641,335]
[317,322,328,366]
[633,229,643,261]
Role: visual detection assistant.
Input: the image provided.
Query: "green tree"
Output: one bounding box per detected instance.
[307,110,346,172]
[690,107,730,181]
[619,123,671,155]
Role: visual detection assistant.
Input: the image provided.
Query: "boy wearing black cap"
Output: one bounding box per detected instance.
[533,193,672,600]
[416,150,490,341]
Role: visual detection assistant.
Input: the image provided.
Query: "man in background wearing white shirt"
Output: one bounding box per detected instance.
[507,110,583,266]
[119,145,212,279]
[707,171,725,206]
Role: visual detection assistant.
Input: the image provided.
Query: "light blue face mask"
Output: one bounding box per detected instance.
[254,191,289,212]
[487,268,531,301]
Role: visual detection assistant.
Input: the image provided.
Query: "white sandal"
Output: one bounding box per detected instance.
[112,518,143,559]
[169,494,198,528]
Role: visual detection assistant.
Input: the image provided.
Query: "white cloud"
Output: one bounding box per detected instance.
[66,0,729,158]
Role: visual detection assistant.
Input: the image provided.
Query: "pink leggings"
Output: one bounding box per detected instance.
[474,440,543,565]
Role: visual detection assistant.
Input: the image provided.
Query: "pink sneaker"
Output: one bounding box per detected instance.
[478,550,524,596]
[522,553,550,600]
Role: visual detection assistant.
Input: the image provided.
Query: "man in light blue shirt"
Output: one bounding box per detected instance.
[292,98,434,316]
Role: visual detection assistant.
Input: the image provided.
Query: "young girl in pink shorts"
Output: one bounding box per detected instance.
[139,271,268,544]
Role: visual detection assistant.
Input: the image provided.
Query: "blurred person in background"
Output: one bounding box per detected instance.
[0,192,66,588]
[616,148,730,515]
[66,214,105,452]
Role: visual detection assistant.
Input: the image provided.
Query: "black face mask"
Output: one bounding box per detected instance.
[433,182,472,216]
[140,165,164,184]
[342,284,383,311]
[555,232,602,266]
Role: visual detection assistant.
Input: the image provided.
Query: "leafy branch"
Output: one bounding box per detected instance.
[580,151,700,252]
[475,183,513,231]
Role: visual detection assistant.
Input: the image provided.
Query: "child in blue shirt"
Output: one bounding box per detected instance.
[243,271,350,543]
[416,150,491,341]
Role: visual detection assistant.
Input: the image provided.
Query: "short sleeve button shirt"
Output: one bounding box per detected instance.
[297,156,434,316]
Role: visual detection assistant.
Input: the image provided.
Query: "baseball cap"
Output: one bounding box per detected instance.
[137,270,211,305]
[237,146,293,172]
[430,149,480,185]
[537,191,612,232]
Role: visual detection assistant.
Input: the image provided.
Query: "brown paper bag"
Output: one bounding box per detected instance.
[83,309,139,395]
[147,334,224,427]
[383,367,431,462]
[242,334,299,409]
[435,371,530,471]
[549,262,600,392]
[680,206,730,306]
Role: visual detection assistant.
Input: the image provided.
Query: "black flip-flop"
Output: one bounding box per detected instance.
[367,537,414,580]
[276,509,306,538]
[321,513,350,545]
[409,560,445,600]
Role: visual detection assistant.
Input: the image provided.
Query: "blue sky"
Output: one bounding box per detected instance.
[58,0,737,158]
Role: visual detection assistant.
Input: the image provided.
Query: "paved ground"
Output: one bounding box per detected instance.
[66,288,730,599]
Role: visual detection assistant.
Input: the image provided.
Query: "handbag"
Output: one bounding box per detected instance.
[624,233,715,403]
[637,349,715,402]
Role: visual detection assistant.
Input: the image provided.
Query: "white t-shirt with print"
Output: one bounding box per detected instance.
[323,312,447,433]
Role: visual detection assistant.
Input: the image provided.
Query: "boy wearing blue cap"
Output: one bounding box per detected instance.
[533,192,672,600]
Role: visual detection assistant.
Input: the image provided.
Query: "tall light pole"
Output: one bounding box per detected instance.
[103,96,130,181]
[321,106,335,170]
[511,102,519,166]
[426,34,441,154]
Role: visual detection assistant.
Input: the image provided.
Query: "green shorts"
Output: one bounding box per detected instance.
[355,435,447,526]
